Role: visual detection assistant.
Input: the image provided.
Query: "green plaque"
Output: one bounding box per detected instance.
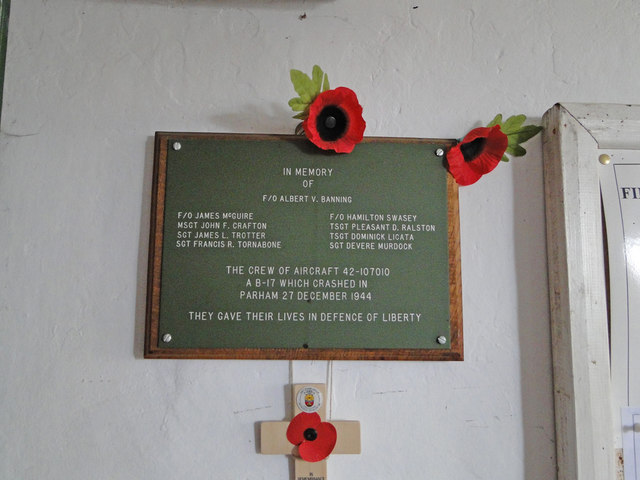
[145,133,462,360]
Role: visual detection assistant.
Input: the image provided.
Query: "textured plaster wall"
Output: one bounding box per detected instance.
[2,1,640,479]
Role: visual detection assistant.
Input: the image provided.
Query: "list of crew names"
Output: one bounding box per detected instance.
[167,160,445,332]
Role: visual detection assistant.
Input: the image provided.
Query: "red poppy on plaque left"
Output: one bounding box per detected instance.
[288,65,366,154]
[302,87,366,154]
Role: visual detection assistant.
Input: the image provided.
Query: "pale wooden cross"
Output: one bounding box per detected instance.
[260,384,361,480]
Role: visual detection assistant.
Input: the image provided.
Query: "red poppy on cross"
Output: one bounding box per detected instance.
[260,384,361,480]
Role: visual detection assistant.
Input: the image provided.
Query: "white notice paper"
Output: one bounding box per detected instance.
[599,151,640,450]
[622,407,640,480]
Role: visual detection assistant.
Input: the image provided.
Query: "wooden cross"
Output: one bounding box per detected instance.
[260,384,361,480]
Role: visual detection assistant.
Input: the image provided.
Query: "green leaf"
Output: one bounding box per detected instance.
[311,65,324,93]
[506,144,527,157]
[507,135,520,147]
[322,73,330,92]
[288,97,309,111]
[290,69,318,101]
[292,111,308,120]
[501,114,526,134]
[508,124,543,145]
[487,114,503,128]
[289,66,333,115]
[483,113,542,161]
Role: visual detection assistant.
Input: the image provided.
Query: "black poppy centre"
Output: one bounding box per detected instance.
[316,105,348,142]
[303,428,318,441]
[459,137,487,162]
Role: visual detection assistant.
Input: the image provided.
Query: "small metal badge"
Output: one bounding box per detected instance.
[296,386,323,413]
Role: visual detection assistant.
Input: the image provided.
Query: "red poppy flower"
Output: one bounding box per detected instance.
[286,412,337,462]
[302,87,366,154]
[446,125,508,186]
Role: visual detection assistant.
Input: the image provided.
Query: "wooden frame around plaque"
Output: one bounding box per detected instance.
[144,133,462,360]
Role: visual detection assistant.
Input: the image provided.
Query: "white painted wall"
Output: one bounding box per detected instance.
[2,1,639,479]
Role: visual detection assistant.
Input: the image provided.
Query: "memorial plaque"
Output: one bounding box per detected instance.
[144,133,462,360]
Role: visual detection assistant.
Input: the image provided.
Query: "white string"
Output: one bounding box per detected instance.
[326,360,333,420]
[288,360,293,387]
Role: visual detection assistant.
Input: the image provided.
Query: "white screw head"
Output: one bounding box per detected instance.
[162,333,172,343]
[435,148,445,157]
[436,335,447,345]
[173,142,182,151]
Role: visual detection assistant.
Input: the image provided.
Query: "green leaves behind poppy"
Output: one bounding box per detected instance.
[487,114,543,162]
[288,65,330,119]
